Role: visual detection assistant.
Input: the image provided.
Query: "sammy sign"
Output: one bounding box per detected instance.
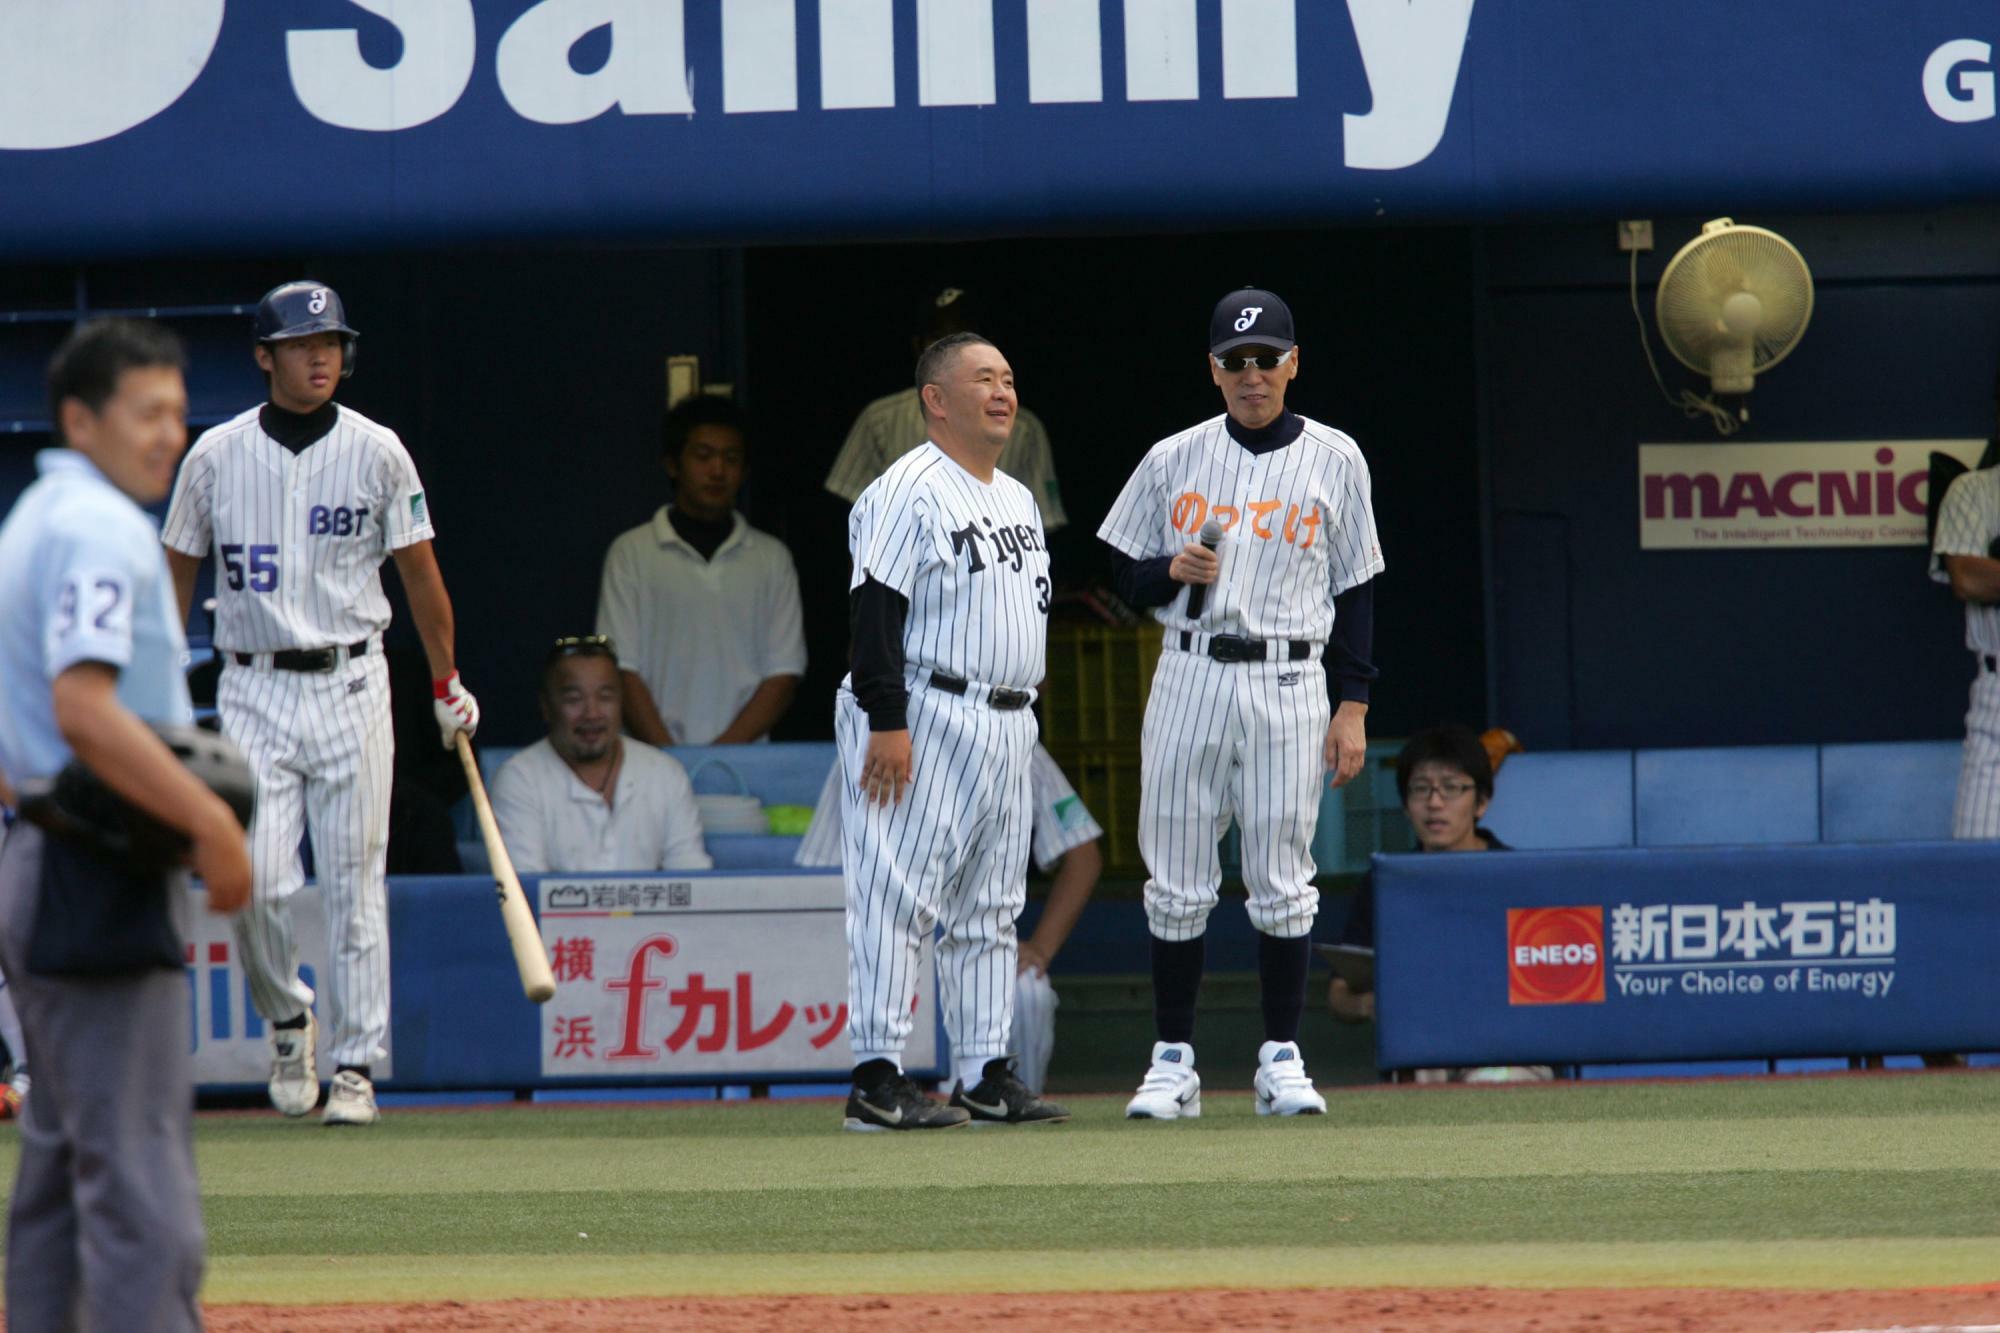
[1638,440,1986,549]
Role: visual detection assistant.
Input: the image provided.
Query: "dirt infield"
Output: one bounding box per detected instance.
[207,1284,2000,1332]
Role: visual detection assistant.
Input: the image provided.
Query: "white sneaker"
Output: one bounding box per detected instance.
[322,1069,379,1127]
[1125,1041,1201,1119]
[268,1013,319,1117]
[1254,1040,1326,1116]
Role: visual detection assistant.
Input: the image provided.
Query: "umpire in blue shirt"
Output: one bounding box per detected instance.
[0,319,251,1331]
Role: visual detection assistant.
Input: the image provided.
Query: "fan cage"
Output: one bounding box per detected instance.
[1655,224,1814,379]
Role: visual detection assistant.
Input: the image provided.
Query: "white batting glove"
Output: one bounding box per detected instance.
[433,671,480,748]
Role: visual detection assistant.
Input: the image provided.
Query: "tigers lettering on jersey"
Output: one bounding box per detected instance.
[847,443,1050,691]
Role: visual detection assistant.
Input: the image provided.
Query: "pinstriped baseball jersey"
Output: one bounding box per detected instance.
[1097,413,1383,641]
[1930,466,2000,837]
[1931,467,2000,654]
[844,442,1050,692]
[161,404,434,651]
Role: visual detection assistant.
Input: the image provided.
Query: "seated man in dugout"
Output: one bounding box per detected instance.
[491,636,711,874]
[1328,724,1548,1083]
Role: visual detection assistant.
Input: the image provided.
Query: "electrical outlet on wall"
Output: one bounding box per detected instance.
[1618,220,1654,252]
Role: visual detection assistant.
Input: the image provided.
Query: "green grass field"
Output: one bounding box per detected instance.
[11,1074,2000,1305]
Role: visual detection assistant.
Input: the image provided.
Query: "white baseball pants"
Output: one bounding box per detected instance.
[1138,647,1329,941]
[836,685,1035,1067]
[219,651,393,1068]
[1955,668,2000,838]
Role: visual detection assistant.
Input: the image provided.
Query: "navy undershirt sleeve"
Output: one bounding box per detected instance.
[1327,577,1377,705]
[849,575,909,732]
[1107,548,1181,610]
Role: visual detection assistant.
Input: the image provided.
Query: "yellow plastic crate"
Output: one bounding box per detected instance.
[1044,742,1148,875]
[1042,623,1164,748]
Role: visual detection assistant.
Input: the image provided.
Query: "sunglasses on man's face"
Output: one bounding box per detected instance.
[1211,349,1295,374]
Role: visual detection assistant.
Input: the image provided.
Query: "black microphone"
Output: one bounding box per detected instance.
[1185,516,1225,620]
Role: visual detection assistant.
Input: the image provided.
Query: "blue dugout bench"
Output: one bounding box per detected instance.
[1482,740,1960,850]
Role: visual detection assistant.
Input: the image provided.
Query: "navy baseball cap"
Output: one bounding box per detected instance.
[1209,288,1295,356]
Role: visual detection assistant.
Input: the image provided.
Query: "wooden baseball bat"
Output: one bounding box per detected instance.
[455,732,557,1003]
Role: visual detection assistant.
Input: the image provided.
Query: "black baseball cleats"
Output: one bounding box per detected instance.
[842,1057,1068,1131]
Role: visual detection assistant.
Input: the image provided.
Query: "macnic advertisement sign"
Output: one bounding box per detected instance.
[1373,844,2000,1070]
[1638,441,1986,550]
[11,3,2000,255]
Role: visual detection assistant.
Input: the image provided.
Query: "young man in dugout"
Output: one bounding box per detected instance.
[1329,726,1513,1024]
[595,397,806,747]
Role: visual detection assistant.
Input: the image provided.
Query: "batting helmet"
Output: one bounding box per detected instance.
[254,280,359,378]
[18,723,257,875]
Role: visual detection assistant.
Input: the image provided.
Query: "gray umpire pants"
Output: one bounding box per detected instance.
[0,823,206,1332]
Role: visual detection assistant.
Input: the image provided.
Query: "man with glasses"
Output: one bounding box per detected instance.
[491,637,709,874]
[1099,288,1384,1120]
[1329,726,1510,1025]
[1329,727,1548,1082]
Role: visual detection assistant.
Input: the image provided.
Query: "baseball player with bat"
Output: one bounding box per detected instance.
[163,281,480,1126]
[0,318,253,1330]
[1099,288,1383,1119]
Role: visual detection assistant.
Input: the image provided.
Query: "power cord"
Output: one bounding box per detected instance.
[1631,247,1743,436]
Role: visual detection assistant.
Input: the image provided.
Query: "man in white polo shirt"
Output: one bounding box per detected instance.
[826,287,1069,532]
[490,637,711,874]
[596,397,805,745]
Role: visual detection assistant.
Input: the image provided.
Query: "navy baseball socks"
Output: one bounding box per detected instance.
[1150,933,1204,1043]
[1257,931,1312,1043]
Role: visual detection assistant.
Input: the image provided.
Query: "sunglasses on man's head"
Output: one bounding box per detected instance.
[1211,349,1295,374]
[545,634,615,665]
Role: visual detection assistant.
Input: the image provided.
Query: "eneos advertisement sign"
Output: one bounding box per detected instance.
[1507,907,1605,1005]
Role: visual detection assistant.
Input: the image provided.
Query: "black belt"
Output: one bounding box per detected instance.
[1986,655,1997,673]
[1177,631,1315,663]
[233,640,369,673]
[928,672,1032,711]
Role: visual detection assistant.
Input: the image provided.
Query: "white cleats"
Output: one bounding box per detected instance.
[1125,1041,1202,1120]
[268,1013,319,1117]
[322,1069,379,1127]
[1254,1040,1326,1116]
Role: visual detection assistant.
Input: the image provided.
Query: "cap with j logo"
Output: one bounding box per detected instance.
[1209,288,1295,356]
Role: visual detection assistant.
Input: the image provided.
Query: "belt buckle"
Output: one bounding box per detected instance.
[1207,635,1255,663]
[991,687,1030,710]
[300,648,336,672]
